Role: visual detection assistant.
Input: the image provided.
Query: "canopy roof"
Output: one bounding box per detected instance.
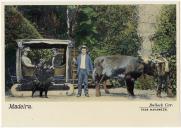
[16,39,71,45]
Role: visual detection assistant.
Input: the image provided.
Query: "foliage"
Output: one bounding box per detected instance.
[93,5,141,58]
[5,6,42,88]
[135,75,155,90]
[153,5,176,54]
[28,49,53,65]
[16,5,141,61]
[70,5,141,60]
[18,5,68,39]
[73,6,98,49]
[152,5,176,95]
[5,6,42,74]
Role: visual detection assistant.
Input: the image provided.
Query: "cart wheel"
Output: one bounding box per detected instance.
[65,83,74,96]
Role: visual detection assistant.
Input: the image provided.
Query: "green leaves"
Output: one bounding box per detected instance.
[28,49,53,64]
[15,5,140,60]
[5,6,43,78]
[153,5,176,95]
[73,6,98,49]
[92,5,141,57]
[153,5,176,54]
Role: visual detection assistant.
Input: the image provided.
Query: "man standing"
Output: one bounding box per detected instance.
[74,45,93,97]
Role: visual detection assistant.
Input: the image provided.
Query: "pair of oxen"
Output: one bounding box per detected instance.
[92,54,174,97]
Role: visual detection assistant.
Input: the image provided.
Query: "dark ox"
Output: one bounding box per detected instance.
[92,55,145,97]
[92,55,173,97]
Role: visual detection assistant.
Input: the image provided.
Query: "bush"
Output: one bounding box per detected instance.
[5,6,42,88]
[135,75,155,90]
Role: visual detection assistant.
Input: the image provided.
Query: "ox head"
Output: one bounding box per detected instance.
[138,52,169,77]
[138,52,157,76]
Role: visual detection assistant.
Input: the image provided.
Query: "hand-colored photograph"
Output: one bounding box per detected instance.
[5,4,177,102]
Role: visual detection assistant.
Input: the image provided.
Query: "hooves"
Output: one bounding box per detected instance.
[129,94,135,97]
[96,92,101,97]
[105,90,110,94]
[96,85,101,97]
[167,94,174,97]
[156,93,162,98]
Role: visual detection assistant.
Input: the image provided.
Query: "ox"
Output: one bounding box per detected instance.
[92,55,173,97]
[92,55,144,97]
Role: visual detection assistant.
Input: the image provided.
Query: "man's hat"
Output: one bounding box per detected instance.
[81,45,87,49]
[23,47,31,52]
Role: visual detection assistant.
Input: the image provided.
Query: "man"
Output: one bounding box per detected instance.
[21,47,36,77]
[74,45,93,97]
[51,48,64,68]
[153,54,173,97]
[21,47,39,91]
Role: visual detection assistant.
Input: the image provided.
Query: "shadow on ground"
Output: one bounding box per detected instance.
[104,92,151,100]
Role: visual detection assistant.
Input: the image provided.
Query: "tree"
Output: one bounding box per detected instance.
[5,6,42,71]
[71,5,141,60]
[91,5,141,59]
[5,6,42,88]
[153,5,176,95]
[18,5,68,39]
[16,5,141,60]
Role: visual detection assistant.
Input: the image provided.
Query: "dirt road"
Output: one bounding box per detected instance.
[5,88,176,102]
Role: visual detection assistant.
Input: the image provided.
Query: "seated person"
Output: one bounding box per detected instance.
[52,48,64,67]
[21,47,38,90]
[51,48,65,77]
[21,47,36,77]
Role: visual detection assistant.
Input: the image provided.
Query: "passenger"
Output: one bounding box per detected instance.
[21,47,36,77]
[21,47,39,90]
[51,48,64,68]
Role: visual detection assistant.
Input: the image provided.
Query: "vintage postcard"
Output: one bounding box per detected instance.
[1,0,181,127]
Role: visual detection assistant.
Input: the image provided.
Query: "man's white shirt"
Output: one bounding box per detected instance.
[80,54,86,69]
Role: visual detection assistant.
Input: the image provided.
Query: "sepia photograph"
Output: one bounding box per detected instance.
[1,0,180,127]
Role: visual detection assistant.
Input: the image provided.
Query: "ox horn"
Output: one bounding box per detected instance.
[137,51,142,57]
[137,51,149,64]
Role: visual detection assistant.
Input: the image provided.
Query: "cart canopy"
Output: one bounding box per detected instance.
[16,39,72,82]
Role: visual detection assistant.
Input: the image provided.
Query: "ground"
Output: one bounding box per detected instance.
[5,88,176,101]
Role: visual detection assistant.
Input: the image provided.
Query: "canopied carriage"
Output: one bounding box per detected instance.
[11,39,78,97]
